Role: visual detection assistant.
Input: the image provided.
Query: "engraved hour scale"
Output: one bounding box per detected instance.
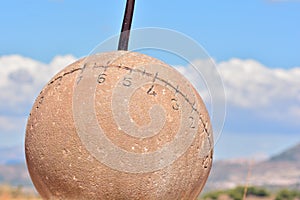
[25,1,225,199]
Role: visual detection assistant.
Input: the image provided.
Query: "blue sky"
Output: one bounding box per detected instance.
[0,0,300,161]
[1,0,300,67]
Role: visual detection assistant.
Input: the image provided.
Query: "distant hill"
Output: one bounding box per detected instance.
[269,143,300,162]
[205,142,300,192]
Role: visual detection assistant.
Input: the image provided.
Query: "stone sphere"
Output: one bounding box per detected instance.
[25,51,213,200]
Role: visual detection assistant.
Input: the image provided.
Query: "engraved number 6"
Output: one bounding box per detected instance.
[97,73,107,84]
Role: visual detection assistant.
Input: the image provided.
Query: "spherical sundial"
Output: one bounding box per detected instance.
[25,1,220,199]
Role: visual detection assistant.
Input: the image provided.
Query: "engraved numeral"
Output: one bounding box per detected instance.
[147,85,157,96]
[189,116,196,129]
[171,98,180,110]
[123,77,132,87]
[97,73,107,84]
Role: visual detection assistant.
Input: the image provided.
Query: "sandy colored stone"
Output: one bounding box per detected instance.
[25,51,213,200]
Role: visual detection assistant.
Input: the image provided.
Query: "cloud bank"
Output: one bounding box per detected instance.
[0,54,77,115]
[219,59,300,122]
[179,58,300,127]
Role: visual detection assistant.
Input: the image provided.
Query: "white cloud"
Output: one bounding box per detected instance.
[0,54,77,114]
[178,58,300,125]
[218,59,300,121]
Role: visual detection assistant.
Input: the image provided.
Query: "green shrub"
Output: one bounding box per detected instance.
[247,186,270,197]
[228,186,244,200]
[202,190,224,200]
[275,189,300,200]
[227,186,270,200]
[201,186,271,200]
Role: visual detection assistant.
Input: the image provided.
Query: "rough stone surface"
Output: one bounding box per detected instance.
[25,51,213,200]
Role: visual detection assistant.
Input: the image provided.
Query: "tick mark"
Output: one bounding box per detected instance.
[153,72,159,82]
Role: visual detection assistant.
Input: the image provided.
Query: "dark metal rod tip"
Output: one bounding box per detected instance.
[118,0,136,51]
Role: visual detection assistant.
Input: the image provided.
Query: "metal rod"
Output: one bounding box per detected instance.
[118,0,136,51]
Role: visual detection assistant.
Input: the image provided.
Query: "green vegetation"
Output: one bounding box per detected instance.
[227,186,245,200]
[202,185,271,200]
[202,190,224,200]
[202,187,300,200]
[275,189,300,200]
[247,186,271,197]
